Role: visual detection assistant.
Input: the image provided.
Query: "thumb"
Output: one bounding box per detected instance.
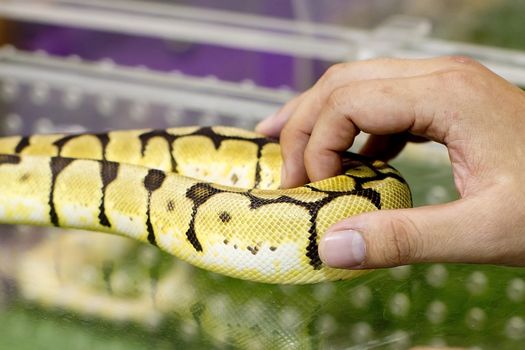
[318,198,505,269]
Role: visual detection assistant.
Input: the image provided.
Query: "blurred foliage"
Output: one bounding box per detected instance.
[455,0,525,50]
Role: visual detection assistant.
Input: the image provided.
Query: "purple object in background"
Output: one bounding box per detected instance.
[8,1,426,90]
[12,0,355,90]
[17,23,298,89]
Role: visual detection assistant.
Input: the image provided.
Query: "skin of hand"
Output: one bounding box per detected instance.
[255,56,525,270]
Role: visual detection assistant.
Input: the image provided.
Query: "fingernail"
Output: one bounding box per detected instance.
[319,230,366,268]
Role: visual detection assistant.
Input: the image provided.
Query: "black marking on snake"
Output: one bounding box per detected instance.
[14,137,30,153]
[0,154,21,165]
[139,130,177,173]
[190,126,230,150]
[94,133,110,160]
[190,127,277,188]
[40,132,114,222]
[341,152,409,188]
[345,170,407,192]
[182,158,397,269]
[52,132,112,160]
[219,211,231,223]
[166,200,175,212]
[143,169,167,246]
[185,183,222,251]
[53,134,81,156]
[138,127,278,188]
[254,145,264,187]
[247,245,259,255]
[19,173,30,182]
[98,161,119,227]
[230,173,239,185]
[49,157,75,227]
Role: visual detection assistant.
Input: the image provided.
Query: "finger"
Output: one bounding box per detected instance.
[259,57,468,139]
[255,93,303,137]
[319,192,525,269]
[304,73,454,182]
[280,57,474,187]
[279,91,317,187]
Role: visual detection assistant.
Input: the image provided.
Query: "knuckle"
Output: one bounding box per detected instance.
[446,55,481,68]
[372,57,396,65]
[438,56,488,86]
[326,87,352,114]
[381,215,422,266]
[437,68,477,88]
[323,63,347,81]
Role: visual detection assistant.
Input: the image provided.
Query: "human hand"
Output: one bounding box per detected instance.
[256,57,525,270]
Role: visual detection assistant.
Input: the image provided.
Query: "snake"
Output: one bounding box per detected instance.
[0,126,411,284]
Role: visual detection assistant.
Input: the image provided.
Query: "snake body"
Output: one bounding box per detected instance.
[0,126,411,284]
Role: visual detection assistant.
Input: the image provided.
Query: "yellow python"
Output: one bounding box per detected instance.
[0,126,411,284]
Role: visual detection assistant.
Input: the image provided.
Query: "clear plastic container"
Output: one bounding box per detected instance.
[0,1,524,349]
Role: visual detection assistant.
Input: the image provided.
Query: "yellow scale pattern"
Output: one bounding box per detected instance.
[0,126,411,284]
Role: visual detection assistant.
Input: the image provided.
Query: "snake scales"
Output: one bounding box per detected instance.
[0,126,411,284]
